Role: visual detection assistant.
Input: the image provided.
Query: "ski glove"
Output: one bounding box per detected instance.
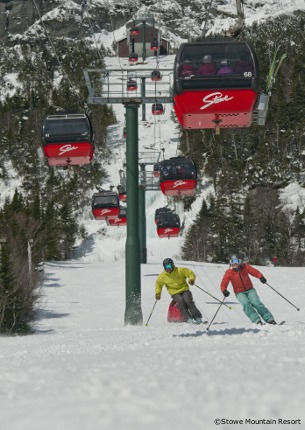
[223,290,230,297]
[260,277,267,284]
[189,279,195,285]
[155,293,161,300]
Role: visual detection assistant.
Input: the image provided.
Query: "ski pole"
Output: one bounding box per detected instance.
[206,297,227,331]
[145,300,158,326]
[195,284,232,310]
[266,283,300,311]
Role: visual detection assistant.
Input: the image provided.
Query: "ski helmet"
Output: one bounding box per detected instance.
[163,258,174,271]
[202,55,212,63]
[230,254,243,271]
[220,58,230,67]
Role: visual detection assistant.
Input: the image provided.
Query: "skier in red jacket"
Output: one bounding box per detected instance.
[220,255,277,325]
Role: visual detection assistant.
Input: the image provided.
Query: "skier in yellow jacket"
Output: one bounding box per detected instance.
[155,258,203,324]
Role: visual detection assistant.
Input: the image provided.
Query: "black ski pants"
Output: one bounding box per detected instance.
[172,290,202,322]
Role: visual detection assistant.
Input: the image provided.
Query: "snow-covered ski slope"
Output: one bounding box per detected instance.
[1,259,304,430]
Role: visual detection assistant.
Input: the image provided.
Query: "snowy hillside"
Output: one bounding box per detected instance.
[3,0,305,48]
[77,53,194,263]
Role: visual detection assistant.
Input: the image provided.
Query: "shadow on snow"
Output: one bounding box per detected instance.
[174,327,261,337]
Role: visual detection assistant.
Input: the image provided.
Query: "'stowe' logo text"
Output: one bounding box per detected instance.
[200,92,234,111]
[173,180,188,188]
[59,144,78,155]
[100,209,111,215]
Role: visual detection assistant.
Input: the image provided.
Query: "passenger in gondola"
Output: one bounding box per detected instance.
[176,164,186,176]
[157,216,167,228]
[162,165,173,177]
[218,59,233,76]
[179,58,196,77]
[233,52,254,75]
[197,55,217,76]
[112,196,119,206]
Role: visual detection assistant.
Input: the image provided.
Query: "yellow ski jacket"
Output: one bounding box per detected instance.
[155,267,196,297]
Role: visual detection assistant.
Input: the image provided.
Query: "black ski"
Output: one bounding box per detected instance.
[257,320,286,326]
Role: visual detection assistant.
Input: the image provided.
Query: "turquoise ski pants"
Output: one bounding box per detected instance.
[236,288,274,323]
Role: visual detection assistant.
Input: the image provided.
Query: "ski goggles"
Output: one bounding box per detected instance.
[231,258,240,266]
[164,263,173,270]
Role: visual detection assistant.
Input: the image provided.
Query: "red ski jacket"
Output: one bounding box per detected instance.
[197,63,217,75]
[179,64,196,77]
[220,263,264,295]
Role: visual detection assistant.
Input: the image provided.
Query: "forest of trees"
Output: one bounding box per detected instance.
[0,39,116,332]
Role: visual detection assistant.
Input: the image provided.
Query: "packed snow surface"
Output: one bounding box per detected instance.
[0,255,304,430]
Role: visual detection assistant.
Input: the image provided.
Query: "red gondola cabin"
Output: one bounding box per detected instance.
[127,79,137,91]
[151,70,162,81]
[157,212,180,238]
[129,53,138,63]
[153,163,160,177]
[151,39,158,51]
[173,41,263,131]
[107,207,127,227]
[41,113,94,167]
[118,185,127,203]
[159,157,197,196]
[91,191,120,220]
[130,27,139,37]
[152,103,164,115]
